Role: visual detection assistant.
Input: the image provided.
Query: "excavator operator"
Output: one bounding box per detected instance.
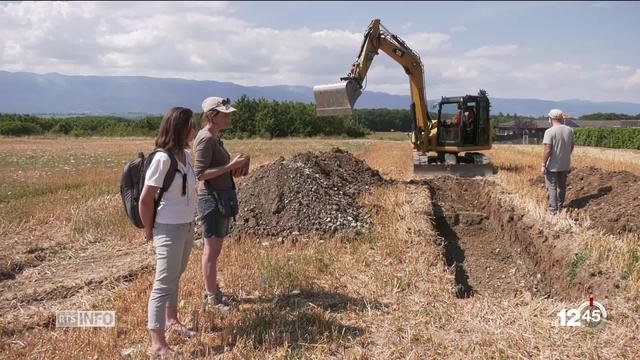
[462,107,476,144]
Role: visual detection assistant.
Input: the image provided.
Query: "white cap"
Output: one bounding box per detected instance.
[202,97,237,113]
[548,109,564,120]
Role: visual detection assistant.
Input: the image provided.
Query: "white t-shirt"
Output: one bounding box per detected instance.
[144,149,197,224]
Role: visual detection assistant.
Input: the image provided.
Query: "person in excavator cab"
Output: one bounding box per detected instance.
[453,111,462,128]
[462,106,476,144]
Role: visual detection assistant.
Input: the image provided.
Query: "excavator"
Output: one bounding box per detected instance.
[314,19,494,177]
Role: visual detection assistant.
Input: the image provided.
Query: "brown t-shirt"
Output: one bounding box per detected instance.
[193,128,234,195]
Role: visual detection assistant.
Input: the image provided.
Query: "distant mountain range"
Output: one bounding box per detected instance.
[1,71,640,117]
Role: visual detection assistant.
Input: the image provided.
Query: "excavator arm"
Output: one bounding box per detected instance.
[314,19,434,150]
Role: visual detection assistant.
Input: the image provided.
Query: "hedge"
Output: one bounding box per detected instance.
[574,128,640,149]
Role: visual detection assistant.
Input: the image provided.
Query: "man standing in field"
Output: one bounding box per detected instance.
[542,109,574,215]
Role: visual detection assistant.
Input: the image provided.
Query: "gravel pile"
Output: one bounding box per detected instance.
[231,148,386,238]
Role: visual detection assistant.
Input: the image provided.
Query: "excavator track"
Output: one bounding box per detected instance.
[412,152,495,178]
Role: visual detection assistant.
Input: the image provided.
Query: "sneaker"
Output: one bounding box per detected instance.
[204,289,231,312]
[214,282,226,304]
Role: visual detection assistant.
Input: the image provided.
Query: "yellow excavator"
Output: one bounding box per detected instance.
[314,19,494,177]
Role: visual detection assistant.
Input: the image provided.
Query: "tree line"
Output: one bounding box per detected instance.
[1,96,639,138]
[0,113,162,137]
[578,112,640,120]
[0,96,368,138]
[224,96,366,138]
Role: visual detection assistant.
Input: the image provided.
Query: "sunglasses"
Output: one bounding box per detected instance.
[209,97,231,112]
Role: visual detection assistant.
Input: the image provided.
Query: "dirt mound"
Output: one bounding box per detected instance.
[530,166,640,235]
[232,148,386,237]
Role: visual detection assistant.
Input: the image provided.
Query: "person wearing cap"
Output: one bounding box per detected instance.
[542,109,574,215]
[193,97,249,311]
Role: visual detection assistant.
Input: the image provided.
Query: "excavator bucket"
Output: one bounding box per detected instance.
[412,152,495,178]
[313,81,362,117]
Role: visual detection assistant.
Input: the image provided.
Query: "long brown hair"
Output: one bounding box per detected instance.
[155,107,194,154]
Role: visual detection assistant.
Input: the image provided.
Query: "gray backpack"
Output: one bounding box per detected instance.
[120,149,179,228]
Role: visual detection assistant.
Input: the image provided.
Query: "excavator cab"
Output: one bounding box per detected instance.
[436,95,491,148]
[415,93,493,178]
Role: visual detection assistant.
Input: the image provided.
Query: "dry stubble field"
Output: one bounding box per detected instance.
[0,137,639,359]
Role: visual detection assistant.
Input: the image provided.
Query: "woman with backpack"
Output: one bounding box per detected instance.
[139,107,197,358]
[193,96,249,311]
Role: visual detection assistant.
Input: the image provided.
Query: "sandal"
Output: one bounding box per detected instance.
[148,348,175,359]
[166,321,197,338]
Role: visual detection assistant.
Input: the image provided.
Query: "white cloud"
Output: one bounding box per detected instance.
[97,29,163,50]
[512,62,582,81]
[404,32,451,53]
[0,1,363,85]
[464,45,519,58]
[503,62,640,101]
[624,70,640,90]
[0,2,639,102]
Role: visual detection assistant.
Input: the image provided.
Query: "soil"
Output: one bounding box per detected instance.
[530,166,640,235]
[426,178,551,298]
[227,149,616,300]
[0,241,153,335]
[421,177,616,301]
[231,148,386,238]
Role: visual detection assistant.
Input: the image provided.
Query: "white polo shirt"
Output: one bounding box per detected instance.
[144,149,197,224]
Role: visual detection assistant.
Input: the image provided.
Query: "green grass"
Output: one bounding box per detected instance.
[625,248,640,280]
[258,253,310,295]
[567,250,590,281]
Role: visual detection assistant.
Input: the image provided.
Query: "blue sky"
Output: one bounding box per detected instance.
[232,1,640,67]
[1,1,639,102]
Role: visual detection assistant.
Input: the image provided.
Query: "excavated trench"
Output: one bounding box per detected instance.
[227,149,609,301]
[425,177,598,300]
